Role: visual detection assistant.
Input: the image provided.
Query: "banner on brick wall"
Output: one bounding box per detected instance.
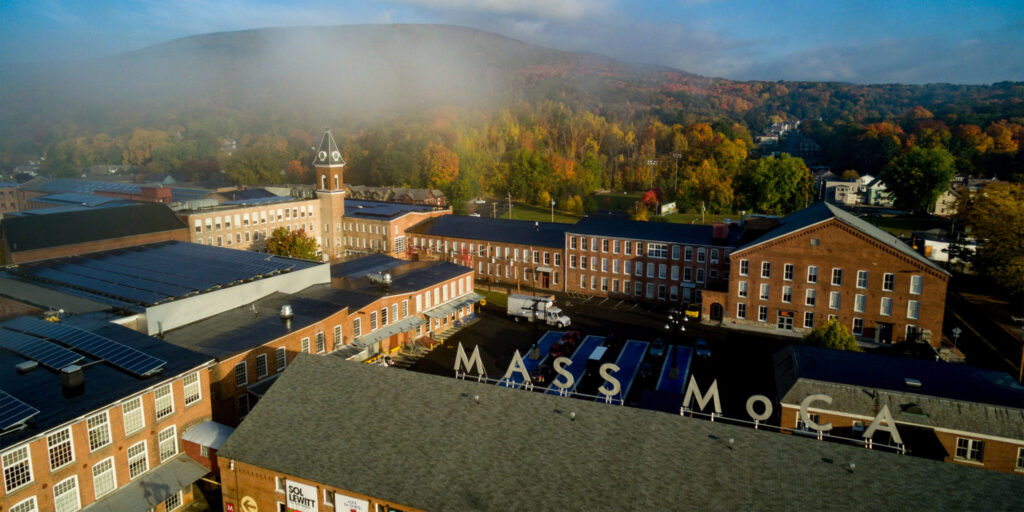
[286,480,319,512]
[334,493,370,512]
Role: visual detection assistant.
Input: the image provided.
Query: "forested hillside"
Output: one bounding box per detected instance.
[2,24,1021,215]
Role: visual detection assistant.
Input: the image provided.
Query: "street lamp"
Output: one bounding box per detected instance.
[506,193,512,220]
[550,199,556,223]
[671,153,682,198]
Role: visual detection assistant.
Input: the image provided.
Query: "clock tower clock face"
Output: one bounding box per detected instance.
[331,150,341,161]
[319,151,328,161]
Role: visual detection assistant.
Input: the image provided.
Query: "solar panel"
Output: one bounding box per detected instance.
[3,318,166,377]
[0,329,84,370]
[0,389,39,431]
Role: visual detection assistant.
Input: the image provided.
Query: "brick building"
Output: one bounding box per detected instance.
[0,182,22,214]
[0,316,215,512]
[775,345,1024,475]
[155,255,477,426]
[176,196,323,253]
[703,202,949,344]
[0,203,190,264]
[343,200,450,260]
[407,216,567,293]
[215,354,1024,512]
[564,216,735,303]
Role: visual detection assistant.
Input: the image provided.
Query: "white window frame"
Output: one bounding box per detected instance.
[910,275,923,295]
[783,263,794,281]
[158,425,178,463]
[2,445,33,493]
[87,411,112,451]
[907,300,920,320]
[736,303,746,319]
[807,266,818,283]
[127,441,149,480]
[301,337,311,353]
[856,270,868,289]
[758,305,768,322]
[9,497,38,512]
[235,361,248,387]
[52,475,81,512]
[829,291,840,310]
[92,457,117,499]
[759,283,769,301]
[955,437,984,462]
[47,427,75,472]
[761,261,771,278]
[122,397,144,436]
[154,384,174,421]
[256,353,269,379]
[880,297,893,316]
[831,268,843,286]
[165,490,184,511]
[276,347,287,371]
[739,259,749,276]
[854,294,866,313]
[183,372,202,407]
[883,273,895,291]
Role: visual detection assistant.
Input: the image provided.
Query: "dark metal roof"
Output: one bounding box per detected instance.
[312,129,345,167]
[568,214,732,246]
[220,355,1024,511]
[733,202,948,274]
[344,200,437,220]
[18,178,211,202]
[159,288,347,359]
[330,254,406,279]
[1,203,186,253]
[0,315,212,450]
[408,215,567,248]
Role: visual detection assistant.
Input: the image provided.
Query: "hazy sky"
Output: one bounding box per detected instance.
[2,0,1022,84]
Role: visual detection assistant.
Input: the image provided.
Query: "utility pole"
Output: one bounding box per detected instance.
[550,199,556,223]
[492,202,496,219]
[507,193,512,220]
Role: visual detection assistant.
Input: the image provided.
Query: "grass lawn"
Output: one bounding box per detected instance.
[661,212,742,224]
[863,215,950,237]
[594,192,641,211]
[503,202,581,224]
[477,288,509,309]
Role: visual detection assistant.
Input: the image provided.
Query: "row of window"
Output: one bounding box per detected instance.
[351,277,472,339]
[575,275,684,301]
[475,262,560,285]
[345,221,396,235]
[568,236,724,263]
[740,261,925,294]
[414,238,562,267]
[197,224,314,248]
[193,205,315,233]
[569,258,719,282]
[1,371,201,497]
[3,424,182,509]
[735,303,915,334]
[738,282,922,319]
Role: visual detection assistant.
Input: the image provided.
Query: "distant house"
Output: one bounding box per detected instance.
[823,180,859,206]
[930,187,960,217]
[394,187,446,207]
[863,178,895,207]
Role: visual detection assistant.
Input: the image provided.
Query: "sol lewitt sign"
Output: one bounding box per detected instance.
[335,493,370,512]
[287,480,318,512]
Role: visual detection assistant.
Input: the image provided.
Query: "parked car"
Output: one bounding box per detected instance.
[649,338,666,358]
[474,198,487,204]
[549,341,569,359]
[695,339,711,358]
[560,330,581,350]
[468,212,481,217]
[530,363,553,384]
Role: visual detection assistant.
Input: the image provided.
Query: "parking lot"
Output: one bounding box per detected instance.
[409,297,792,420]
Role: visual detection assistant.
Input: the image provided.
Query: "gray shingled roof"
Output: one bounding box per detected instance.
[219,355,1024,511]
[733,202,947,274]
[781,378,1024,440]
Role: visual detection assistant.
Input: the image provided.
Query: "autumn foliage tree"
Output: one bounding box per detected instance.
[803,318,862,352]
[879,147,956,212]
[737,154,811,215]
[421,141,460,188]
[958,182,1024,297]
[266,227,319,261]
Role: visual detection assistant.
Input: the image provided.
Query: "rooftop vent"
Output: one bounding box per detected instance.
[368,272,393,286]
[904,378,922,388]
[280,304,294,319]
[61,365,84,397]
[16,361,38,374]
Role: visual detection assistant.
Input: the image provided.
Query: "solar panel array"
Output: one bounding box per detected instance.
[30,179,211,202]
[0,389,39,432]
[7,242,304,307]
[222,195,296,206]
[4,317,166,377]
[0,329,84,370]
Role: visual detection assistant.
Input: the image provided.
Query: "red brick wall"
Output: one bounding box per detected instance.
[716,219,948,344]
[563,235,728,303]
[408,234,565,293]
[0,367,213,510]
[219,458,424,512]
[5,228,190,264]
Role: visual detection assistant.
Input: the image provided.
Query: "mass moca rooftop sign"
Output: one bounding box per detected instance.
[454,342,903,445]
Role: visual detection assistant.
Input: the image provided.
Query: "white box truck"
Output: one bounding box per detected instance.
[507,293,571,328]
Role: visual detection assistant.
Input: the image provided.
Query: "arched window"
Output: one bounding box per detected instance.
[321,175,327,189]
[334,175,339,189]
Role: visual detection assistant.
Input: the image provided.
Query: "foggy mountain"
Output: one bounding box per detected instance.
[2,24,1022,163]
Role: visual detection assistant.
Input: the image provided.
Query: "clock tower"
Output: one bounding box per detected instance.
[314,128,345,259]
